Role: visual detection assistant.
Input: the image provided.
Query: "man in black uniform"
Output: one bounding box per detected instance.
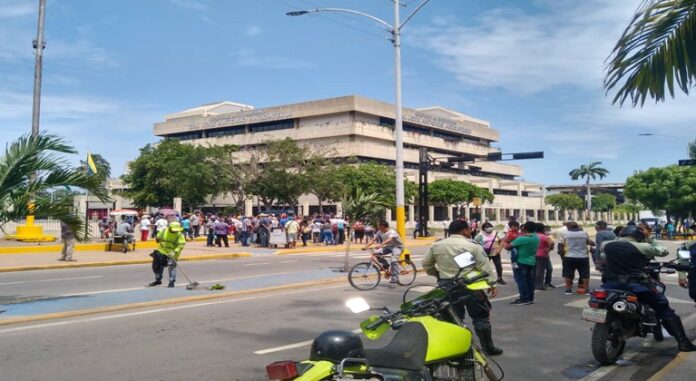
[422,220,502,356]
[602,226,695,352]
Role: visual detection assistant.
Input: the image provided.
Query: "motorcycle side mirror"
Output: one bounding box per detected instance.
[346,297,370,313]
[453,252,476,269]
[677,250,691,260]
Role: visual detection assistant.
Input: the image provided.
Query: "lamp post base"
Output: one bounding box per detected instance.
[5,225,56,242]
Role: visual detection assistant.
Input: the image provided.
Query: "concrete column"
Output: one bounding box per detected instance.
[386,208,393,223]
[465,207,471,219]
[336,202,343,217]
[495,208,501,224]
[533,209,538,221]
[408,205,415,223]
[555,210,560,223]
[428,205,435,224]
[245,199,253,216]
[521,209,527,221]
[448,205,454,220]
[480,207,486,221]
[543,209,549,222]
[302,201,310,216]
[173,197,181,213]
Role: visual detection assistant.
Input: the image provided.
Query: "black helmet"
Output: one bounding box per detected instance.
[619,225,645,241]
[309,330,364,362]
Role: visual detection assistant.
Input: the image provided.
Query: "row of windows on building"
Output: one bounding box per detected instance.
[378,117,488,146]
[166,119,295,141]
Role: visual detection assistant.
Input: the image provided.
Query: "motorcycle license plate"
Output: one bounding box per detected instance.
[582,308,607,323]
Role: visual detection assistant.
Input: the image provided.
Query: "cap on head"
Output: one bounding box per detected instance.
[168,221,183,232]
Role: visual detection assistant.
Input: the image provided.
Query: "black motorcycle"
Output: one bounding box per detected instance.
[582,261,678,365]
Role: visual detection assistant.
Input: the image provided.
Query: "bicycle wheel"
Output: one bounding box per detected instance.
[397,260,417,286]
[348,262,381,291]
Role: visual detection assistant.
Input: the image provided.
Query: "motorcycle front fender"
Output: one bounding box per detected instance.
[294,360,334,381]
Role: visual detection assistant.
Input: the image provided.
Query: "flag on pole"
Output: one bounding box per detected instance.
[87,153,98,175]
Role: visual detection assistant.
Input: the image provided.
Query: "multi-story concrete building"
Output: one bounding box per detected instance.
[153,95,558,225]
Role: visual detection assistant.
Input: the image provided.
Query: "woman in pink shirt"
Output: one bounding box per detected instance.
[535,223,555,290]
[474,222,505,284]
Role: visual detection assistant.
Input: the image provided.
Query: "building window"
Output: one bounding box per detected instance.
[249,119,294,133]
[207,126,246,138]
[167,132,202,141]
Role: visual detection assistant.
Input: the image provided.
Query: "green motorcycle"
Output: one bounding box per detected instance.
[266,252,503,381]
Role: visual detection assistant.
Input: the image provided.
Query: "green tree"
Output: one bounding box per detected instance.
[605,0,696,106]
[340,189,389,271]
[615,203,642,214]
[428,179,494,210]
[591,193,617,212]
[624,165,696,221]
[688,138,696,159]
[0,133,109,241]
[122,139,224,209]
[335,163,417,206]
[304,158,347,214]
[569,161,609,212]
[545,194,585,212]
[79,153,111,183]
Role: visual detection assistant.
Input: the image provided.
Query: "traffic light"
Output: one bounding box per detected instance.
[678,159,696,166]
[512,151,544,160]
[487,152,503,161]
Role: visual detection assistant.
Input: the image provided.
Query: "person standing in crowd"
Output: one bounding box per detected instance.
[503,221,539,305]
[593,220,616,271]
[285,216,300,249]
[181,214,192,241]
[205,215,216,247]
[470,218,479,237]
[365,222,375,241]
[503,215,517,234]
[190,212,200,238]
[214,217,230,247]
[239,216,250,247]
[139,215,151,242]
[116,216,135,245]
[442,217,451,238]
[59,220,76,261]
[98,217,108,239]
[321,218,333,245]
[353,219,365,244]
[312,219,322,243]
[559,221,595,295]
[336,216,346,244]
[534,223,555,290]
[155,215,168,236]
[422,220,503,356]
[666,220,675,240]
[259,213,271,247]
[148,221,186,288]
[300,219,311,247]
[475,222,505,285]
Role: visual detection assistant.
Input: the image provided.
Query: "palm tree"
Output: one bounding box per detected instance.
[605,0,696,106]
[340,189,389,272]
[569,162,609,214]
[0,133,110,241]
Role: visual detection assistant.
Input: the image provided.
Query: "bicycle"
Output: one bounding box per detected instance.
[348,248,417,290]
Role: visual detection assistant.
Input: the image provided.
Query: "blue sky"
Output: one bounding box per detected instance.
[1,0,694,185]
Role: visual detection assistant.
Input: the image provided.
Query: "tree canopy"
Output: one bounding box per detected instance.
[335,162,417,206]
[591,193,617,212]
[0,133,109,241]
[545,194,584,211]
[624,165,696,219]
[689,138,696,159]
[122,139,224,209]
[605,0,696,106]
[427,179,493,206]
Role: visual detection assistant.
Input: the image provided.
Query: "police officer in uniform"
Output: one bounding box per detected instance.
[602,225,695,352]
[422,220,503,356]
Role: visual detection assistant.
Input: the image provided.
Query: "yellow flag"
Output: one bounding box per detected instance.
[87,153,98,175]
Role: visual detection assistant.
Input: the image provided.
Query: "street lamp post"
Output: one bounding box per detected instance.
[287,0,431,239]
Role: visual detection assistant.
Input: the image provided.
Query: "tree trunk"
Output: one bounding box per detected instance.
[343,226,352,272]
[586,177,592,218]
[319,199,323,214]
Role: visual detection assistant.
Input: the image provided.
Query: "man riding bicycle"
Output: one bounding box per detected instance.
[362,220,405,284]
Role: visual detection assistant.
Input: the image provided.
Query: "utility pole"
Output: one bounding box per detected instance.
[32,0,47,137]
[417,148,429,237]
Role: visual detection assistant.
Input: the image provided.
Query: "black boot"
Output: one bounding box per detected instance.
[662,317,696,352]
[475,327,503,356]
[148,280,161,287]
[168,281,175,288]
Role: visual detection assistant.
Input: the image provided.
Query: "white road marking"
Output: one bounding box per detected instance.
[0,284,347,334]
[0,275,103,286]
[242,260,297,267]
[254,329,362,355]
[60,271,296,297]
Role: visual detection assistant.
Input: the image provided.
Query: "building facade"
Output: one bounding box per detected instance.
[154,95,560,225]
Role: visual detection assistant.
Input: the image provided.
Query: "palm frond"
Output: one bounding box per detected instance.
[605,0,696,106]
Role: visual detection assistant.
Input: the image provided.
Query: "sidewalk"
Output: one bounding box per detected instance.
[647,350,696,381]
[0,237,438,272]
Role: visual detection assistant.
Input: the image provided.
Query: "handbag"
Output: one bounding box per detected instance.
[485,231,498,256]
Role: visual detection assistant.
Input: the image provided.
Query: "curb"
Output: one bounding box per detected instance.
[0,241,160,255]
[646,352,690,381]
[0,253,252,273]
[275,240,435,255]
[0,275,347,326]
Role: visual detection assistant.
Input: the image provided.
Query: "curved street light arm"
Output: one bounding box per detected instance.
[399,0,431,30]
[302,7,394,31]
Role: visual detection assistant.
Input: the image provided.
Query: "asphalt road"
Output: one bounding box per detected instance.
[1,243,695,381]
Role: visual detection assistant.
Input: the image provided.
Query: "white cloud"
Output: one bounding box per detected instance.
[410,0,636,94]
[244,25,262,37]
[231,49,313,70]
[0,0,34,18]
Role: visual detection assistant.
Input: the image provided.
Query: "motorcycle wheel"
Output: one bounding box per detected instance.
[348,262,381,291]
[396,260,417,286]
[591,322,626,365]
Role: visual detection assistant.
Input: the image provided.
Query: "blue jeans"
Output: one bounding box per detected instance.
[602,281,677,320]
[240,230,249,246]
[321,231,333,245]
[207,230,215,246]
[513,263,536,302]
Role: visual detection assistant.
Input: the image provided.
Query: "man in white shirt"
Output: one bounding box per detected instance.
[155,216,168,236]
[140,215,151,242]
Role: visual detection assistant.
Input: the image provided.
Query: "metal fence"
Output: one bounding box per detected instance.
[0,219,101,241]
